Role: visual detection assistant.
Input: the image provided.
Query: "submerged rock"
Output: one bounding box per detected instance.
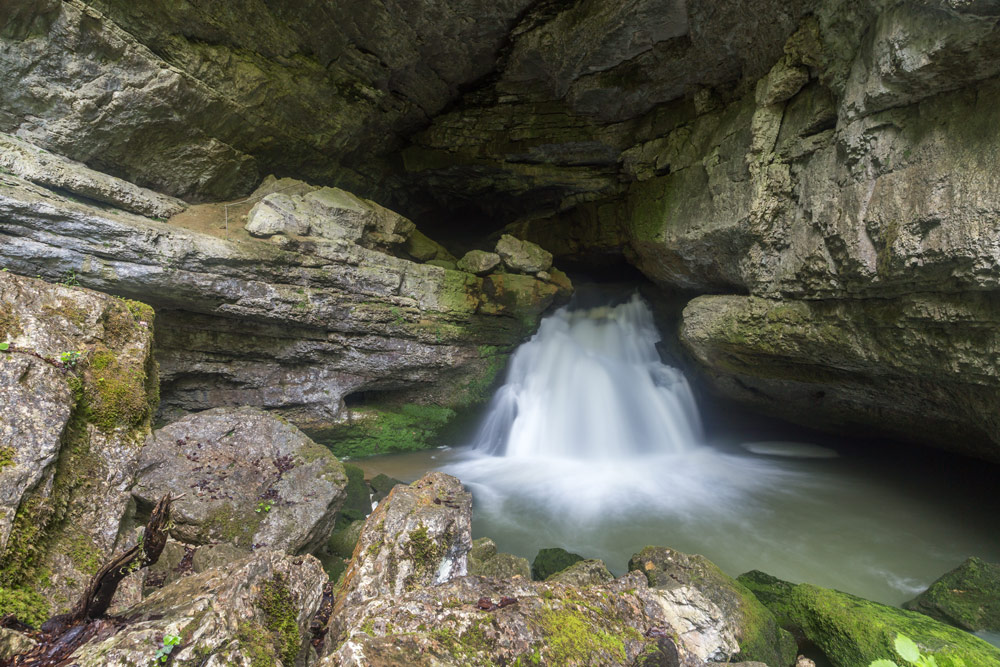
[496,234,553,274]
[630,546,797,667]
[905,557,1000,632]
[739,570,1000,667]
[0,272,156,619]
[369,473,406,504]
[134,406,348,554]
[532,547,585,581]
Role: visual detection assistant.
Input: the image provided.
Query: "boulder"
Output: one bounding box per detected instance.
[467,538,531,580]
[327,571,732,667]
[68,550,328,667]
[133,406,348,554]
[547,559,614,587]
[738,570,1000,667]
[0,272,155,619]
[405,229,457,263]
[630,546,796,667]
[495,234,553,274]
[335,472,473,617]
[905,557,1000,632]
[457,250,502,275]
[246,182,415,250]
[532,547,584,581]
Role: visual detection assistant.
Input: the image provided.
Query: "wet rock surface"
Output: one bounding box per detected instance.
[321,473,786,666]
[134,406,348,554]
[630,546,797,667]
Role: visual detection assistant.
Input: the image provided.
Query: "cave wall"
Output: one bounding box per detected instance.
[3,0,1000,457]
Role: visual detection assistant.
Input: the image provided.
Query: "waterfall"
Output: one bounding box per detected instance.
[472,294,703,459]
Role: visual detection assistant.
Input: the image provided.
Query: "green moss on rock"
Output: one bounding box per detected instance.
[532,548,584,581]
[85,350,151,433]
[0,302,21,340]
[0,587,49,628]
[738,570,1000,667]
[325,403,457,458]
[904,557,1000,632]
[240,574,302,666]
[628,546,796,666]
[536,603,628,664]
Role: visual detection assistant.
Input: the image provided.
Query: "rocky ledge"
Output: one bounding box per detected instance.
[0,152,571,453]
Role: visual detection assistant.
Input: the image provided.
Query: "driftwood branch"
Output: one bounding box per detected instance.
[68,492,173,623]
[2,494,175,666]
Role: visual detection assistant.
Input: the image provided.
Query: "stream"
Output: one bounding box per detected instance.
[354,292,1000,618]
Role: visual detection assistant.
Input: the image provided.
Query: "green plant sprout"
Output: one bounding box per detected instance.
[255,501,272,514]
[0,343,8,351]
[59,351,82,368]
[869,634,938,667]
[152,633,181,664]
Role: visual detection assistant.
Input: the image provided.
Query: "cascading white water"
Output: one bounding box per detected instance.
[472,294,703,459]
[423,291,1000,610]
[445,292,780,525]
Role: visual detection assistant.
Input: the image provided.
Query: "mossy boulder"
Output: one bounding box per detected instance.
[457,250,501,275]
[134,407,348,555]
[495,234,553,274]
[335,472,473,620]
[0,272,156,619]
[904,557,1000,632]
[547,559,614,587]
[531,547,585,581]
[468,538,531,580]
[630,547,797,667]
[69,550,327,666]
[340,464,373,523]
[738,570,1000,667]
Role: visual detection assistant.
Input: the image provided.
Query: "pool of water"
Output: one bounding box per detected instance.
[352,428,1000,609]
[350,291,1000,622]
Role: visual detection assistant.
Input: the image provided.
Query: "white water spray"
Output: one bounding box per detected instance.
[445,293,782,529]
[472,294,703,459]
